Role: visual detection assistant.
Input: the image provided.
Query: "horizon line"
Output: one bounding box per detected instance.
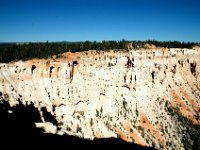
[0,39,200,43]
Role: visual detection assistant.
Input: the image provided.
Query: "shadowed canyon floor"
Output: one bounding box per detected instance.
[0,48,200,149]
[0,99,154,149]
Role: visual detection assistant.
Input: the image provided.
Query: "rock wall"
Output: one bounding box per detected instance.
[0,48,200,149]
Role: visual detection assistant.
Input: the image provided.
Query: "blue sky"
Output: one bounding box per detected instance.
[0,0,199,42]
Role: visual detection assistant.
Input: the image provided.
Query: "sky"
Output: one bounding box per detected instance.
[0,0,200,42]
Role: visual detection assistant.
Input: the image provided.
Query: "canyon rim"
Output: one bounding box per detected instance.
[0,46,200,149]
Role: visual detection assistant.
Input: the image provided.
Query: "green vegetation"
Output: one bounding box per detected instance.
[122,100,128,110]
[108,62,114,67]
[165,101,200,149]
[90,118,93,126]
[0,40,199,63]
[66,126,71,131]
[195,114,200,120]
[96,109,99,117]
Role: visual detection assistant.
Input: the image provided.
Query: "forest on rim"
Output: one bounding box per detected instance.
[0,40,199,63]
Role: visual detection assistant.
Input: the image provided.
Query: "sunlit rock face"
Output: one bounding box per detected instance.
[0,48,200,149]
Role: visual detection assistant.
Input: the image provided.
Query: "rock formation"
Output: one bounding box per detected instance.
[0,48,199,149]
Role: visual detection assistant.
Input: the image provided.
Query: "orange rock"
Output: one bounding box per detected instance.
[140,112,166,146]
[95,131,101,139]
[113,126,129,142]
[180,88,200,112]
[123,122,148,146]
[170,90,200,125]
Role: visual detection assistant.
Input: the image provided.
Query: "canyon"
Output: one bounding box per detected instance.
[0,47,199,149]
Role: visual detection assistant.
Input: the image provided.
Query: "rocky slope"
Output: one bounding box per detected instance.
[0,47,199,149]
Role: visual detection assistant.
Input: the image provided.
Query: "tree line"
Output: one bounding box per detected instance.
[0,40,199,63]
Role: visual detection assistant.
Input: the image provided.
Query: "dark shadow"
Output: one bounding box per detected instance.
[190,62,196,76]
[41,107,57,125]
[0,99,155,149]
[31,65,36,74]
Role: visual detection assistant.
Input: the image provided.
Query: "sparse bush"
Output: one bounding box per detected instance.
[122,101,128,110]
[100,107,103,116]
[195,114,200,120]
[105,121,111,129]
[96,109,99,117]
[136,108,139,116]
[66,126,71,131]
[76,115,80,120]
[138,126,144,132]
[90,118,93,126]
[166,102,200,149]
[108,62,114,67]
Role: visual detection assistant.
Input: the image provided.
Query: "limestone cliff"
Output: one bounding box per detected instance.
[0,48,199,149]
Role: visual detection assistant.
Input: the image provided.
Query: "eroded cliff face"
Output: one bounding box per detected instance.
[0,48,200,149]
